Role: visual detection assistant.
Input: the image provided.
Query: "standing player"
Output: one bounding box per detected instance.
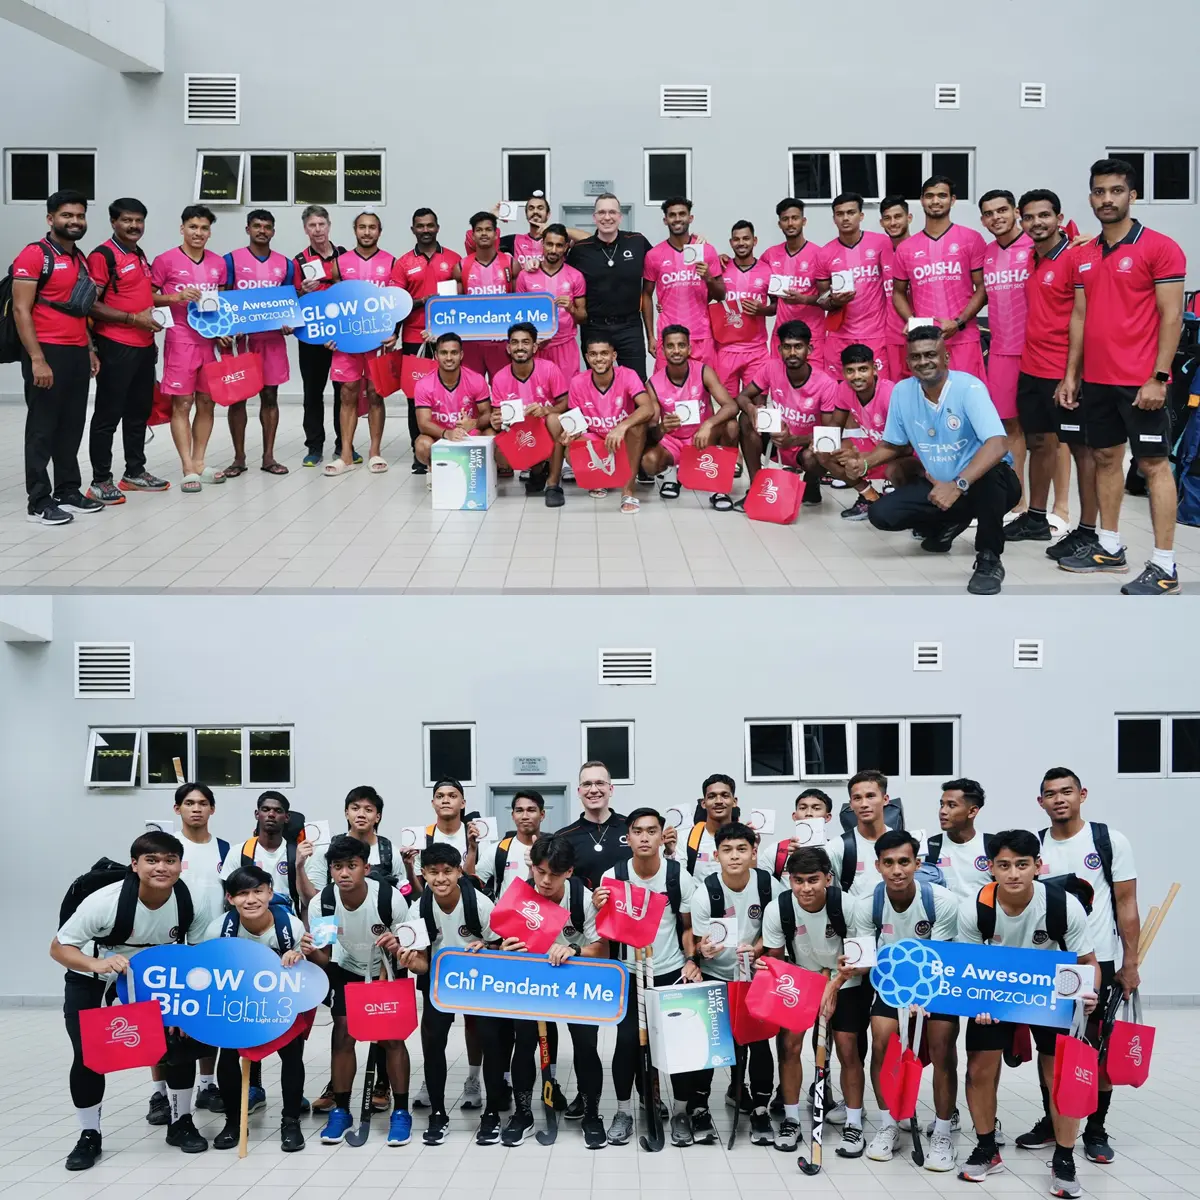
[515,224,586,379]
[891,176,987,379]
[222,791,312,913]
[927,778,994,898]
[150,205,228,493]
[713,220,775,396]
[683,773,740,880]
[641,197,725,365]
[1056,158,1187,594]
[826,771,894,899]
[412,332,492,469]
[481,790,547,899]
[761,198,828,368]
[460,211,516,382]
[879,196,914,379]
[979,190,1034,504]
[818,192,895,380]
[221,209,293,478]
[465,193,588,266]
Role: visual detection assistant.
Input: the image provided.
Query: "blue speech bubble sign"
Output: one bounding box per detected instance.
[292,281,414,353]
[424,292,557,341]
[187,286,304,339]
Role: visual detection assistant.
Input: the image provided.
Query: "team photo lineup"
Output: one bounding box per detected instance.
[51,758,1151,1200]
[6,156,1188,596]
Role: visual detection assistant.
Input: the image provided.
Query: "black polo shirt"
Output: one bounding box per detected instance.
[557,809,632,889]
[568,232,653,322]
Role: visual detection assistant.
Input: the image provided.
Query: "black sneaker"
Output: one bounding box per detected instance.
[690,1107,718,1144]
[65,1130,102,1171]
[476,1112,502,1146]
[411,458,428,475]
[213,1122,239,1150]
[147,1092,170,1125]
[1083,1126,1115,1164]
[725,1084,752,1114]
[525,463,550,495]
[802,474,823,505]
[840,495,872,521]
[549,1080,568,1111]
[165,1115,208,1153]
[920,517,972,553]
[581,1096,607,1150]
[637,469,655,486]
[26,503,73,526]
[195,1083,224,1112]
[769,1085,785,1116]
[1046,526,1097,561]
[280,1116,305,1153]
[503,1096,535,1146]
[545,484,565,508]
[749,1105,774,1144]
[1057,544,1128,573]
[1004,511,1052,542]
[967,550,1005,595]
[1120,562,1181,596]
[55,490,104,515]
[670,1111,694,1146]
[564,1092,585,1120]
[423,1110,450,1146]
[1015,1115,1055,1149]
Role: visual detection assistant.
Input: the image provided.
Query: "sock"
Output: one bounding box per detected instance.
[977,1129,997,1154]
[1085,1089,1113,1134]
[197,1074,213,1089]
[933,1117,952,1137]
[1098,528,1121,554]
[76,1104,101,1134]
[846,1106,863,1128]
[503,1071,511,1085]
[784,1103,800,1122]
[168,1089,192,1123]
[880,1111,897,1130]
[617,1099,632,1115]
[1053,1143,1075,1171]
[1039,1079,1052,1121]
[1079,522,1096,534]
[1028,505,1048,521]
[152,1080,167,1097]
[334,1091,351,1111]
[549,1065,557,1079]
[674,1099,687,1114]
[467,1064,481,1082]
[393,1091,409,1112]
[1152,547,1176,573]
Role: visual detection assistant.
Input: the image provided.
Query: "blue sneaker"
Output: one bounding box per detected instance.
[302,453,322,468]
[247,1085,266,1114]
[388,1108,412,1147]
[352,449,363,465]
[320,1107,354,1144]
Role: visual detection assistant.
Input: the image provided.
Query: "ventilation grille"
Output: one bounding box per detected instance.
[599,648,657,685]
[934,83,961,110]
[185,74,240,124]
[1014,639,1045,668]
[75,642,134,698]
[1020,82,1047,108]
[913,641,943,671]
[660,85,711,118]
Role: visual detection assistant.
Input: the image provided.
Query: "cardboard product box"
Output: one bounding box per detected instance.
[431,436,497,511]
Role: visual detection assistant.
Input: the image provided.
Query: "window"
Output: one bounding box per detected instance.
[1116,714,1200,777]
[504,150,548,204]
[247,728,293,786]
[1171,718,1200,775]
[196,727,243,787]
[143,730,191,788]
[581,722,634,785]
[85,729,141,788]
[745,721,799,782]
[424,724,476,788]
[908,719,957,778]
[788,149,974,203]
[194,152,244,205]
[6,150,95,203]
[248,152,289,204]
[802,722,850,780]
[644,150,691,206]
[293,152,337,205]
[1106,149,1194,203]
[192,151,384,205]
[856,722,901,777]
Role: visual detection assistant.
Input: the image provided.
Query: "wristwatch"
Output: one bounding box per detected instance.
[1154,370,1170,383]
[955,477,970,493]
[954,318,967,332]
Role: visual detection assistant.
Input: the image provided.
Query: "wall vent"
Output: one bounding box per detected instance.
[934,83,961,109]
[75,642,134,698]
[185,74,240,124]
[1014,639,1045,668]
[660,85,711,118]
[599,648,656,685]
[1020,82,1047,108]
[913,641,943,671]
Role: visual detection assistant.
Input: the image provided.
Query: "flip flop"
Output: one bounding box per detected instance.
[260,462,289,476]
[181,474,202,495]
[620,496,641,515]
[199,466,226,484]
[659,480,681,499]
[732,497,746,513]
[588,488,609,499]
[368,456,389,474]
[323,459,356,476]
[710,492,734,511]
[222,463,248,479]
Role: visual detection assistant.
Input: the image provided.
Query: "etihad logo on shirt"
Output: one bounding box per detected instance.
[915,437,970,459]
[912,260,963,281]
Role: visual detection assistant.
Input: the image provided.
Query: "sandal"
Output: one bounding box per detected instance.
[260,462,289,476]
[588,488,609,499]
[734,460,744,478]
[222,463,248,479]
[323,459,356,476]
[620,496,641,515]
[368,456,389,474]
[199,466,226,484]
[710,492,734,511]
[659,479,681,500]
[181,474,202,495]
[732,497,746,513]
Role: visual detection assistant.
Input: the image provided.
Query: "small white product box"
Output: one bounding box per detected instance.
[843,936,877,969]
[674,399,702,427]
[497,202,516,222]
[499,398,524,426]
[682,242,705,266]
[471,815,500,843]
[300,259,327,284]
[745,808,777,836]
[811,425,842,454]
[144,818,178,835]
[792,817,827,847]
[767,273,790,297]
[437,280,458,296]
[398,825,426,851]
[909,829,928,857]
[559,408,590,437]
[1054,963,1097,1001]
[196,287,220,314]
[907,316,939,334]
[396,919,431,951]
[303,820,331,847]
[707,917,734,950]
[152,306,173,330]
[432,436,497,511]
[830,269,856,294]
[755,406,783,434]
[664,807,686,830]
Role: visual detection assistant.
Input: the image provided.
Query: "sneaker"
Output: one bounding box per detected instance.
[1050,1156,1082,1198]
[607,1110,634,1146]
[1046,526,1097,562]
[55,490,104,514]
[65,1130,102,1170]
[119,471,170,492]
[461,1076,483,1110]
[926,1109,962,1136]
[302,453,322,468]
[1057,544,1128,573]
[372,1078,391,1113]
[925,1130,957,1172]
[564,1092,585,1120]
[476,1112,501,1146]
[1121,562,1181,596]
[750,1106,774,1145]
[165,1115,208,1153]
[921,517,972,553]
[549,1080,568,1111]
[1017,1116,1055,1150]
[525,463,550,495]
[837,1124,865,1158]
[299,1096,311,1115]
[1004,511,1052,541]
[968,550,1005,595]
[773,1116,800,1152]
[959,1144,1004,1182]
[312,1082,336,1113]
[670,1110,694,1147]
[385,1108,412,1147]
[545,483,565,507]
[27,503,72,525]
[247,1085,266,1114]
[281,1116,305,1153]
[802,475,823,505]
[867,1123,901,1161]
[995,1120,1006,1148]
[840,495,872,521]
[195,1083,224,1113]
[87,480,125,505]
[690,1107,718,1145]
[1083,1126,1115,1163]
[581,1097,607,1150]
[503,1096,535,1146]
[412,1082,430,1109]
[147,1092,170,1125]
[826,1101,847,1126]
[725,1084,752,1114]
[319,1107,353,1144]
[423,1110,450,1146]
[213,1121,239,1151]
[769,1085,785,1116]
[637,469,655,486]
[351,449,363,465]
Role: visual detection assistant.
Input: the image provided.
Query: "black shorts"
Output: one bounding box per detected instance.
[870,996,958,1025]
[1081,382,1172,456]
[966,1017,1017,1053]
[831,981,871,1034]
[324,962,363,1018]
[1016,372,1075,441]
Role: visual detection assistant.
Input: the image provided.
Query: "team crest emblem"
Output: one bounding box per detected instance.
[974,855,989,872]
[748,904,762,920]
[371,923,386,935]
[1033,930,1049,945]
[914,920,932,938]
[946,414,961,430]
[1084,852,1102,870]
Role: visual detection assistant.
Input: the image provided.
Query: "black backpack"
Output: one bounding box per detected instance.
[418,880,483,947]
[1037,822,1118,927]
[369,835,397,888]
[219,899,298,953]
[92,240,149,298]
[241,833,300,909]
[320,879,394,929]
[975,876,1094,951]
[924,832,996,868]
[59,859,193,955]
[776,887,847,964]
[704,868,773,931]
[838,796,905,834]
[612,857,685,955]
[0,242,54,363]
[490,832,519,900]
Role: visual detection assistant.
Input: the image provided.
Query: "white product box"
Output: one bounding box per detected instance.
[432,436,497,511]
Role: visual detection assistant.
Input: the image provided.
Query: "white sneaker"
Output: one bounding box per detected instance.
[926,1109,961,1135]
[825,1100,847,1126]
[412,1082,430,1108]
[925,1130,957,1172]
[837,1124,865,1158]
[867,1124,900,1161]
[1049,1165,1082,1198]
[461,1076,483,1110]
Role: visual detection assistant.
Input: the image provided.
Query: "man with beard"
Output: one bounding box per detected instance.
[515,224,587,378]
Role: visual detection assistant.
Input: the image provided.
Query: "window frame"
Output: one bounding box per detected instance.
[799,720,854,781]
[244,725,295,788]
[141,727,195,789]
[905,716,961,781]
[744,719,801,784]
[5,148,97,205]
[502,148,550,206]
[85,728,142,789]
[580,720,635,786]
[246,150,292,205]
[643,148,692,208]
[1106,148,1195,204]
[423,722,477,789]
[193,151,245,206]
[786,149,975,205]
[1114,714,1165,778]
[1168,715,1200,778]
[191,150,385,206]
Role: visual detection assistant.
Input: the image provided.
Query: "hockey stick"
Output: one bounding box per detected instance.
[637,946,665,1152]
[534,1021,558,1145]
[797,973,831,1175]
[908,1007,925,1168]
[726,950,750,1150]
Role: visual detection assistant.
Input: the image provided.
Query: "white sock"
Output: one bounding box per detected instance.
[168,1089,192,1122]
[1152,547,1176,573]
[784,1103,801,1122]
[881,1111,897,1130]
[467,1064,481,1082]
[934,1117,952,1137]
[198,1074,214,1089]
[1098,528,1121,554]
[152,1080,167,1097]
[503,1071,511,1085]
[617,1099,632,1115]
[76,1104,101,1133]
[549,1065,558,1079]
[846,1106,863,1128]
[673,1099,687,1114]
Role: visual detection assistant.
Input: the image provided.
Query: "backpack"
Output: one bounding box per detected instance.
[924,832,994,888]
[425,822,486,890]
[368,835,397,888]
[0,242,53,363]
[418,880,483,947]
[703,868,773,935]
[1176,403,1200,527]
[219,897,298,953]
[93,240,148,298]
[241,835,299,910]
[59,860,192,956]
[320,879,394,930]
[871,879,937,940]
[1037,822,1117,928]
[613,857,685,954]
[975,876,1094,951]
[838,797,905,834]
[777,887,847,964]
[490,833,518,900]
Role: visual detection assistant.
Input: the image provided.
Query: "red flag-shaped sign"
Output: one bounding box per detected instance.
[80,1001,167,1073]
[239,1008,316,1062]
[489,878,568,954]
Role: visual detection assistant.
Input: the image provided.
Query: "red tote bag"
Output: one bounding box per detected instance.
[202,346,264,407]
[344,978,418,1043]
[366,350,406,399]
[489,878,567,954]
[678,444,737,494]
[743,450,804,524]
[879,1032,904,1115]
[568,435,632,490]
[80,1001,167,1074]
[744,958,825,1033]
[495,417,554,470]
[1053,1004,1099,1118]
[401,354,437,399]
[1105,991,1153,1087]
[595,877,668,951]
[728,979,780,1045]
[148,382,171,427]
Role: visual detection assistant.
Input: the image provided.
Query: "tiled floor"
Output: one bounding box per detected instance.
[1,1003,1196,1200]
[1,402,1196,594]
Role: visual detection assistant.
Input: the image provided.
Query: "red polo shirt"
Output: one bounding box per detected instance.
[1071,221,1187,386]
[390,244,462,342]
[1020,235,1076,380]
[87,237,155,347]
[11,238,89,347]
[293,243,345,293]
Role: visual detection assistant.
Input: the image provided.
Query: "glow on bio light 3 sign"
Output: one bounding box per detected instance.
[293,281,414,353]
[116,940,329,1048]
